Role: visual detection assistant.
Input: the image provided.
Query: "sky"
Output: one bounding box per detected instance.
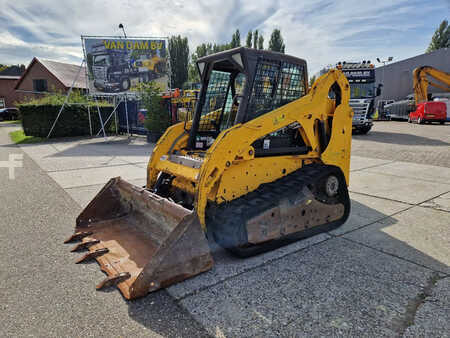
[0,0,448,75]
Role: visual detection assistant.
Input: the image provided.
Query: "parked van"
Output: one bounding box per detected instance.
[408,101,446,124]
[433,97,450,121]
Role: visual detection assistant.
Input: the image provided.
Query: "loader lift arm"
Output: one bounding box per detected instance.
[413,66,450,104]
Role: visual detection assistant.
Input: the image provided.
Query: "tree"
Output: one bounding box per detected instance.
[309,75,316,88]
[168,35,189,88]
[194,43,209,59]
[188,42,230,83]
[426,19,450,52]
[187,45,206,83]
[246,30,253,47]
[319,67,330,76]
[253,29,259,49]
[188,29,247,83]
[187,63,200,84]
[231,29,241,48]
[268,29,285,53]
[258,35,264,49]
[135,81,170,135]
[0,64,26,76]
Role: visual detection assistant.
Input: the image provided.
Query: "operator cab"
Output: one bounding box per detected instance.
[188,47,308,152]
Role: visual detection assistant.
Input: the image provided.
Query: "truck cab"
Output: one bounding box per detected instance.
[338,61,380,134]
[91,45,132,92]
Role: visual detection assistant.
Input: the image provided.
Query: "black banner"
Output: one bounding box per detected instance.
[342,69,375,81]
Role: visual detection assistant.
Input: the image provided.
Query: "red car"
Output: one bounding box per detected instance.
[408,101,446,124]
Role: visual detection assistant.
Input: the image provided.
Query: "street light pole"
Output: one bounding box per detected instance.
[119,23,127,38]
[376,57,394,98]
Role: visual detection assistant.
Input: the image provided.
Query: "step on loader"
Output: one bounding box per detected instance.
[65,47,353,299]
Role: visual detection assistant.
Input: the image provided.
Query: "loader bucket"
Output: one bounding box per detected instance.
[64,177,213,300]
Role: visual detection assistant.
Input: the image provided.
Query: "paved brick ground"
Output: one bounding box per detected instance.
[352,121,450,167]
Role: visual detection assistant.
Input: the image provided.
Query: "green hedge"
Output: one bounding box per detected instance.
[19,104,115,138]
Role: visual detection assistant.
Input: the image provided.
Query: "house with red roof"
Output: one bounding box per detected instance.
[14,57,87,104]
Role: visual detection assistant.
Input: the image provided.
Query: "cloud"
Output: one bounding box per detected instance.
[261,0,449,74]
[0,0,448,74]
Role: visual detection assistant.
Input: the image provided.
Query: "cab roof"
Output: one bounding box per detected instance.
[196,47,307,74]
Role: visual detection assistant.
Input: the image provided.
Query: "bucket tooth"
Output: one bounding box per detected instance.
[70,240,100,252]
[75,248,109,264]
[68,177,214,299]
[64,231,93,244]
[96,272,131,290]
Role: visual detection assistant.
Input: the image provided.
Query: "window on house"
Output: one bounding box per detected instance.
[33,79,48,92]
[0,98,5,108]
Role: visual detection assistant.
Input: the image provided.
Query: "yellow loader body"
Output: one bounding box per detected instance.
[65,47,352,299]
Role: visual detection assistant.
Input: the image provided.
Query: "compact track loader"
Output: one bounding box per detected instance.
[65,47,353,299]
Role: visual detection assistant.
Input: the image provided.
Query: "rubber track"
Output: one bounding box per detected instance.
[206,163,350,257]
